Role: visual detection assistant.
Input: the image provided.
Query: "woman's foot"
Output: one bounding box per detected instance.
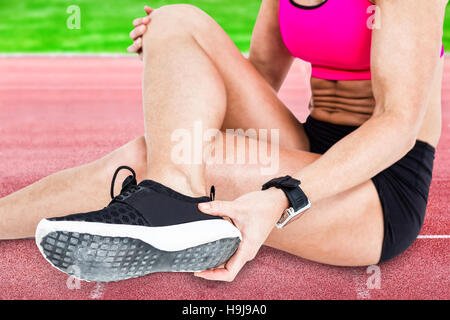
[35,166,241,282]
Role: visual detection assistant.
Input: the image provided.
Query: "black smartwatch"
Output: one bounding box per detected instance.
[262,176,311,228]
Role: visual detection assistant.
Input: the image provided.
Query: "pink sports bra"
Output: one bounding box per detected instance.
[279,0,444,81]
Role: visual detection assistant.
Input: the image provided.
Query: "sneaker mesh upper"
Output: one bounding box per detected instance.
[50,203,148,226]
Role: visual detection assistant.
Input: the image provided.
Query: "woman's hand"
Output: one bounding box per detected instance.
[196,188,289,282]
[127,6,154,60]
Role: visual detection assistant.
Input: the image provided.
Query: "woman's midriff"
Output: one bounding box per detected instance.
[308,61,443,148]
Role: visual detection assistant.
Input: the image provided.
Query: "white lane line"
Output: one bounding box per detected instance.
[417,235,450,239]
[0,53,135,58]
[0,86,141,90]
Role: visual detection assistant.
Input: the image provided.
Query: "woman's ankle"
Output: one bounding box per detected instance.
[145,166,207,198]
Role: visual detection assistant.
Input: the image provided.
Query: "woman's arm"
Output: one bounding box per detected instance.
[293,0,447,203]
[249,0,294,91]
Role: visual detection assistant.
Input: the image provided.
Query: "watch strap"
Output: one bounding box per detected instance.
[262,176,309,212]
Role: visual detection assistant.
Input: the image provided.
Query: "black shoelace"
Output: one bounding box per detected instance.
[209,185,215,201]
[110,166,139,200]
[110,165,216,202]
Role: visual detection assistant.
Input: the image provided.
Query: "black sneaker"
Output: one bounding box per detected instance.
[35,166,241,282]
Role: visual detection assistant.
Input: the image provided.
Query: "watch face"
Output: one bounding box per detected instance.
[277,201,311,229]
[277,210,292,227]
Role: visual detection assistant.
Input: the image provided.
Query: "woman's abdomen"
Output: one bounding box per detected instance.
[309,77,376,126]
[308,74,443,148]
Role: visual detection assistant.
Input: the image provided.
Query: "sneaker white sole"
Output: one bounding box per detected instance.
[35,218,241,282]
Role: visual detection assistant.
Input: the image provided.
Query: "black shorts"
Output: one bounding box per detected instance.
[303,115,435,263]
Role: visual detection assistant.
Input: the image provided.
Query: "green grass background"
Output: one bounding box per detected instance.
[0,0,449,53]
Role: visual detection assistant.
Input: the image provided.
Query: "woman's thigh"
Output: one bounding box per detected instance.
[152,4,309,151]
[265,179,384,267]
[216,48,307,150]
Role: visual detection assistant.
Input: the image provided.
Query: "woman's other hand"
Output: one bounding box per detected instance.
[127,6,153,60]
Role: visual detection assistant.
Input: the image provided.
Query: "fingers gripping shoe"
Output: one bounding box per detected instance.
[35,166,241,282]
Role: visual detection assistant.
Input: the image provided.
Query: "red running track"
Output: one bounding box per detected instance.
[0,56,448,300]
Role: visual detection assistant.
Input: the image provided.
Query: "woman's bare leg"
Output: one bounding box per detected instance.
[140,6,227,197]
[0,137,148,239]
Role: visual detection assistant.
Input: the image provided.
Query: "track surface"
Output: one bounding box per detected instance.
[0,57,448,299]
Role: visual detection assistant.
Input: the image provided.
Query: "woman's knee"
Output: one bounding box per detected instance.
[154,3,207,17]
[144,4,211,41]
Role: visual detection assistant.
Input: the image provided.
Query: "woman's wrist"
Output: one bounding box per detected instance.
[262,187,290,223]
